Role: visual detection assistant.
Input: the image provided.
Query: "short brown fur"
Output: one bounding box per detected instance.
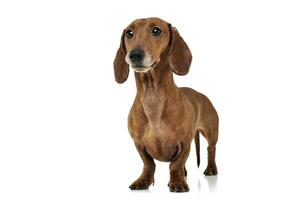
[114,17,219,192]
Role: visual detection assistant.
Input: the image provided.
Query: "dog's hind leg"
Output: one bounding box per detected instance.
[198,97,219,176]
[200,128,218,176]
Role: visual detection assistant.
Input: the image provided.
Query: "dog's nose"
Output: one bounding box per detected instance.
[129,48,145,63]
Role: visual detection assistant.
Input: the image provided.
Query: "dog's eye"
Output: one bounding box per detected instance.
[151,27,161,36]
[126,29,134,39]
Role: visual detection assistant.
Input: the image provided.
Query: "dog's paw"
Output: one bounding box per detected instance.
[168,179,189,192]
[204,166,218,176]
[129,178,153,190]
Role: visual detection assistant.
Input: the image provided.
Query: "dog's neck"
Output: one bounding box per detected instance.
[134,61,180,127]
[134,63,179,100]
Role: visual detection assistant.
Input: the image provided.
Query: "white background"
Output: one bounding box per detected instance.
[1,0,301,199]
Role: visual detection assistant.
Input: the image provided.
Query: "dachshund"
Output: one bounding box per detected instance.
[113,17,219,192]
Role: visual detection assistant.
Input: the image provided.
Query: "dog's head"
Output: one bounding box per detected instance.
[114,17,192,83]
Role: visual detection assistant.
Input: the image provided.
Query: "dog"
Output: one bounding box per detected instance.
[113,17,219,192]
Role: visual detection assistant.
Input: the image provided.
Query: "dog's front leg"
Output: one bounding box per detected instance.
[129,143,155,190]
[168,144,190,192]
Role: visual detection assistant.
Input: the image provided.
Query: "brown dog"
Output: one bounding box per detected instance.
[114,17,218,192]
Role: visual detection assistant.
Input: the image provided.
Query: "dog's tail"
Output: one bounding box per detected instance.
[194,131,200,167]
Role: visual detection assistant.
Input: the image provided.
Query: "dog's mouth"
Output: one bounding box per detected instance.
[131,61,158,73]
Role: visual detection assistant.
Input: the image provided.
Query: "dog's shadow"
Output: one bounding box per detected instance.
[203,175,218,193]
[129,189,151,193]
[128,175,218,193]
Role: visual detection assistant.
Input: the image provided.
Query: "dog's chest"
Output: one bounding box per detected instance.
[129,104,181,161]
[141,96,165,127]
[128,91,187,161]
[142,124,180,161]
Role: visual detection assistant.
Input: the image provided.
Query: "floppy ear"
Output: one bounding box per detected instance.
[168,27,192,75]
[113,31,129,83]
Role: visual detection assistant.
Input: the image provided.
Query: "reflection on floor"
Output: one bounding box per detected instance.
[204,175,218,193]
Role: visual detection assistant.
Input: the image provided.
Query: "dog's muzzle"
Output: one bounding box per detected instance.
[126,48,157,73]
[126,48,150,72]
[129,48,145,64]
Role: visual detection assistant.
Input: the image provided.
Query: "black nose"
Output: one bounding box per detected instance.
[129,48,145,63]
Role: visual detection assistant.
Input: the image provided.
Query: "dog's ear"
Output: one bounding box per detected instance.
[168,27,192,75]
[113,30,129,83]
